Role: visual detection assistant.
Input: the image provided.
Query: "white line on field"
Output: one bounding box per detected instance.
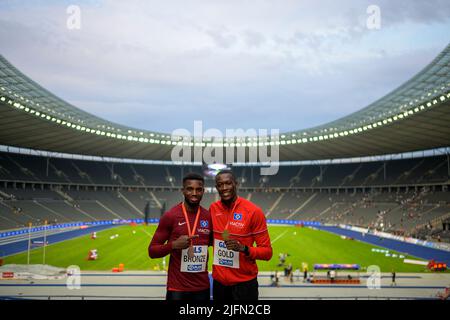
[272,230,289,244]
[141,228,153,237]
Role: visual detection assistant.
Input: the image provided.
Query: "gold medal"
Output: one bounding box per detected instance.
[222,229,230,241]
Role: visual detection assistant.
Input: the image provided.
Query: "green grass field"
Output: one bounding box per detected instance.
[3,224,435,272]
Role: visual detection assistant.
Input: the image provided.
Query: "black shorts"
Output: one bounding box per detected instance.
[213,277,259,301]
[166,288,210,301]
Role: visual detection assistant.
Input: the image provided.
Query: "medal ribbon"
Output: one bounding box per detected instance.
[181,202,201,244]
[223,197,239,233]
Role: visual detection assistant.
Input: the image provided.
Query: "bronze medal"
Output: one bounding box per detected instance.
[187,245,195,258]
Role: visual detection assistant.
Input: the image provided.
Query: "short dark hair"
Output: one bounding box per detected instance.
[182,172,204,185]
[215,169,236,182]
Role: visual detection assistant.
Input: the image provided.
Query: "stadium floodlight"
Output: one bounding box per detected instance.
[0,96,5,102]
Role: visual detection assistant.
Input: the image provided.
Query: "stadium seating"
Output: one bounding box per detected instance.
[0,151,448,243]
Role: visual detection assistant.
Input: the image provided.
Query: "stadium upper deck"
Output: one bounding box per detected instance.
[0,44,449,161]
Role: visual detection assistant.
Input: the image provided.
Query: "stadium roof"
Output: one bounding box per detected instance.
[0,44,449,162]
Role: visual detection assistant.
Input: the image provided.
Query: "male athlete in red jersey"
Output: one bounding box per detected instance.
[210,169,272,300]
[148,173,212,300]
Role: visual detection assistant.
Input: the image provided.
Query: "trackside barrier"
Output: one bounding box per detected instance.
[1,219,321,240]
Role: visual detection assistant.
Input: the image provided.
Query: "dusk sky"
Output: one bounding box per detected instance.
[1,0,449,134]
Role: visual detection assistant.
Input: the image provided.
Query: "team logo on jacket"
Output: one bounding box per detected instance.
[200,220,209,228]
[233,213,242,221]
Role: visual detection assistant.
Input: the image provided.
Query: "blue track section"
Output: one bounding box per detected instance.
[0,225,116,257]
[317,226,450,265]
